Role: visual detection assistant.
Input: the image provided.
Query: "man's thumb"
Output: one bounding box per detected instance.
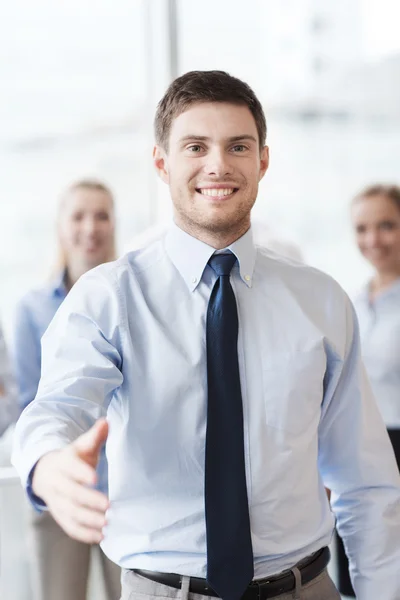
[73,418,109,462]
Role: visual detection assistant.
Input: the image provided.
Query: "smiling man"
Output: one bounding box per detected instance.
[12,71,400,600]
[153,99,267,248]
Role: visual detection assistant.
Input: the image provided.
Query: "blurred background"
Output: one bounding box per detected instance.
[1,0,399,597]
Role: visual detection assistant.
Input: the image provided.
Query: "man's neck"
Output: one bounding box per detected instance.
[173,218,251,250]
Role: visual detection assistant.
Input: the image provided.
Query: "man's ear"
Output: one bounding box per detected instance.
[153,145,169,184]
[259,145,269,182]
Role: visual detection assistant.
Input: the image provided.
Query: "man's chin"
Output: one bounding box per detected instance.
[195,213,248,234]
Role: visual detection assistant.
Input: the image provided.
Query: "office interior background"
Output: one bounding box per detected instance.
[1,0,400,597]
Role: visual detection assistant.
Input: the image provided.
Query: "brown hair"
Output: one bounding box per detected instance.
[353,184,400,212]
[56,178,117,272]
[154,70,267,152]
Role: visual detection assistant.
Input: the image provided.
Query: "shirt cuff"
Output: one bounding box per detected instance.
[12,439,69,511]
[27,463,48,512]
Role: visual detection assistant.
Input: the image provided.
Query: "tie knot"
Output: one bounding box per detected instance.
[208,252,237,277]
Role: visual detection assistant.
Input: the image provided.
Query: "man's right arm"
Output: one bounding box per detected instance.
[12,267,124,541]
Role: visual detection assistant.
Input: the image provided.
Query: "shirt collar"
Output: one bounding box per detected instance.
[165,222,256,291]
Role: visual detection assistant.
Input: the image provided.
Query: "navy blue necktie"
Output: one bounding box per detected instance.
[205,252,254,600]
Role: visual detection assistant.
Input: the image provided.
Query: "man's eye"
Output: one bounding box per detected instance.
[232,145,246,152]
[188,145,202,152]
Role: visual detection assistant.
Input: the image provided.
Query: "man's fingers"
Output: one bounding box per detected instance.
[74,486,110,513]
[57,479,110,513]
[50,495,108,544]
[59,516,104,544]
[73,418,109,464]
[72,504,107,530]
[60,453,97,487]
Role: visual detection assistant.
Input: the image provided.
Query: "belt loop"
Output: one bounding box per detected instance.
[290,567,301,600]
[180,575,190,600]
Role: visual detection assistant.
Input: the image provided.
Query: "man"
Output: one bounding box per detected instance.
[12,71,400,600]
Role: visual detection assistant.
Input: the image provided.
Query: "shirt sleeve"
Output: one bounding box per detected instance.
[11,297,42,410]
[0,323,19,436]
[318,295,400,599]
[11,267,124,506]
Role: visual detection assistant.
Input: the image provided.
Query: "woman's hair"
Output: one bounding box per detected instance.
[55,178,116,272]
[352,184,400,213]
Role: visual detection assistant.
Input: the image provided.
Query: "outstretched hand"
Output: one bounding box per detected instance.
[32,418,110,543]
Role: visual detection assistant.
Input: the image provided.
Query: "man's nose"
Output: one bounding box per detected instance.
[204,148,233,177]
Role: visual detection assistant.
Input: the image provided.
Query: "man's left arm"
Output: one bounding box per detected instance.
[318,296,400,599]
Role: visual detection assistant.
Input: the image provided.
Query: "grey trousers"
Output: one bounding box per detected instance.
[28,509,121,600]
[120,568,340,600]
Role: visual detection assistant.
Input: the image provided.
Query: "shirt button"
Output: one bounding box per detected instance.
[245,275,251,282]
[192,277,197,284]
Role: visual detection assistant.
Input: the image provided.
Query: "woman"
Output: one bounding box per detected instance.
[12,179,121,600]
[337,183,400,597]
[352,184,400,463]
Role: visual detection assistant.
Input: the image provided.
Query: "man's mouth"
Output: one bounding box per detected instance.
[196,187,239,198]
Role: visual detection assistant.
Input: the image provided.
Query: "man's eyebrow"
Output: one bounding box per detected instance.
[226,135,258,143]
[179,135,210,143]
[178,135,258,143]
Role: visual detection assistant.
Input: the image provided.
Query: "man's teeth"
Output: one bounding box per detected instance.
[199,188,234,197]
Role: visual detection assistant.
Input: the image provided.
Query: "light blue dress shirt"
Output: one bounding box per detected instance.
[12,271,108,494]
[354,278,400,430]
[12,225,400,599]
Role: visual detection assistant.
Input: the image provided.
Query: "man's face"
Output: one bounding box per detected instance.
[154,102,269,238]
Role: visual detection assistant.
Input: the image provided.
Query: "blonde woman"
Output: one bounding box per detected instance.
[336,184,400,598]
[12,180,121,600]
[352,184,400,449]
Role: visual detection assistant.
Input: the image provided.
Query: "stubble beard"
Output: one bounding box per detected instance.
[173,183,257,242]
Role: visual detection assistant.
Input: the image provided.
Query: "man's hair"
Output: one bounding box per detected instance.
[353,183,400,212]
[154,70,267,152]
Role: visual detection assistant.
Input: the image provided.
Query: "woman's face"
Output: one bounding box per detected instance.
[59,187,115,269]
[352,194,400,273]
